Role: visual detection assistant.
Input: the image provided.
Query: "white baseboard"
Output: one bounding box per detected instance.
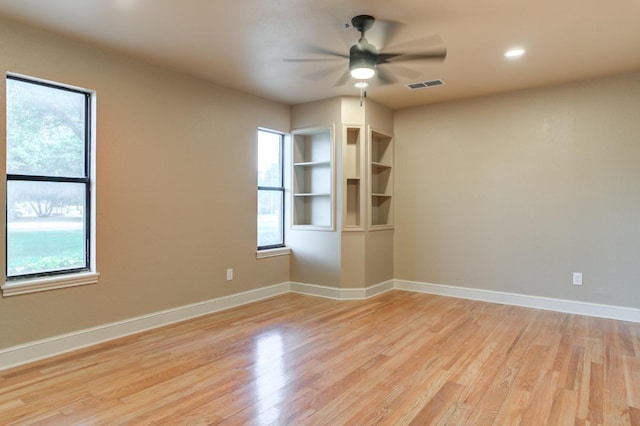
[394,279,640,323]
[366,280,396,298]
[290,280,394,300]
[2,278,637,371]
[0,282,290,371]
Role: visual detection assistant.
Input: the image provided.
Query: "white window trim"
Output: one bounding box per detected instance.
[256,247,291,259]
[257,128,286,250]
[3,74,99,296]
[2,272,100,296]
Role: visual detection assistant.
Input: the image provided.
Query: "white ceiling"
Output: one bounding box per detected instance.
[0,0,639,109]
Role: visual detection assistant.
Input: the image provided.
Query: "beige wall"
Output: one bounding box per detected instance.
[0,18,290,349]
[394,72,640,308]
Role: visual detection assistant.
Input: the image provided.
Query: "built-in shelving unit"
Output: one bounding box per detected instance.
[344,126,364,230]
[292,126,334,229]
[369,128,393,229]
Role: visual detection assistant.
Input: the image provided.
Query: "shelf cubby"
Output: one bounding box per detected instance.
[370,131,393,166]
[345,127,361,179]
[371,195,393,227]
[345,178,361,228]
[293,162,331,194]
[293,131,331,164]
[370,163,392,196]
[293,194,332,227]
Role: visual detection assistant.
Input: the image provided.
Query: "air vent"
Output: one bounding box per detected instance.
[406,79,445,90]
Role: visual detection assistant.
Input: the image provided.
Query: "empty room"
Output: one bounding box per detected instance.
[0,1,639,424]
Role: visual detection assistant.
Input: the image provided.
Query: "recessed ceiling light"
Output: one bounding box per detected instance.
[504,48,525,58]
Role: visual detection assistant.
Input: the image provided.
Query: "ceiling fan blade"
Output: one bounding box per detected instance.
[283,44,349,63]
[376,67,397,86]
[377,53,403,63]
[303,45,349,59]
[283,58,344,63]
[367,19,404,50]
[378,63,420,80]
[379,49,447,64]
[384,34,444,52]
[334,69,351,87]
[304,64,343,81]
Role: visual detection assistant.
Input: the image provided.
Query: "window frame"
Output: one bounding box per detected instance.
[257,129,285,251]
[2,74,98,295]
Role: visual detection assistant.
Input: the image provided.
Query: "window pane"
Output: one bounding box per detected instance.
[7,181,87,277]
[258,190,283,247]
[258,131,282,187]
[6,78,86,178]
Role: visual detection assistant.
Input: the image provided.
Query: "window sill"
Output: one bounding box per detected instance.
[256,247,291,259]
[1,272,100,297]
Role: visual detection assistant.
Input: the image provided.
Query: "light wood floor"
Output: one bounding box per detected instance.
[1,291,639,425]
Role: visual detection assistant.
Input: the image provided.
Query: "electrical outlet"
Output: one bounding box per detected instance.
[572,272,582,286]
[226,268,233,281]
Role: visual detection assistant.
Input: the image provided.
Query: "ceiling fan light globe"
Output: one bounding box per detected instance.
[350,67,375,80]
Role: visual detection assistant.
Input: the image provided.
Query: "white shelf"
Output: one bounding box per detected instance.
[371,161,392,170]
[294,161,331,167]
[294,193,331,197]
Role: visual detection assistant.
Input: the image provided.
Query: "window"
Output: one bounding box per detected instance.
[4,75,96,293]
[257,129,284,249]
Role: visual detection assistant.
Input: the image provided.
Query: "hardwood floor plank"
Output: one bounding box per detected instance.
[547,389,579,425]
[589,361,605,424]
[520,369,559,426]
[566,344,586,391]
[0,291,639,425]
[630,407,640,425]
[624,355,640,408]
[409,381,464,425]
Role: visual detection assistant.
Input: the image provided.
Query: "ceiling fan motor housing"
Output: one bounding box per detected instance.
[349,38,378,75]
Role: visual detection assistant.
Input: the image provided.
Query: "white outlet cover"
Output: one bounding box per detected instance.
[572,272,582,285]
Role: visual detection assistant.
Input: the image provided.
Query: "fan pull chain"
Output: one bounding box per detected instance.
[358,81,367,107]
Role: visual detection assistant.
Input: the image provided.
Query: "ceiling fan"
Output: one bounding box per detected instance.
[284,15,447,88]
